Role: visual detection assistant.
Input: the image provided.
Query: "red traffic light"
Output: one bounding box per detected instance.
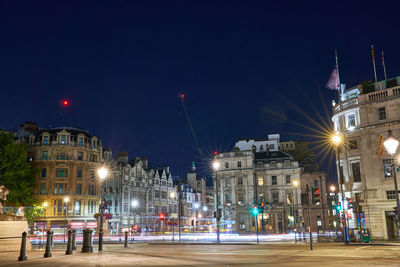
[160,213,165,220]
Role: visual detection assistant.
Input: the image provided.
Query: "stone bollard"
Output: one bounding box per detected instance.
[65,229,73,255]
[124,231,128,248]
[44,230,53,258]
[18,232,27,261]
[72,229,77,250]
[81,229,93,253]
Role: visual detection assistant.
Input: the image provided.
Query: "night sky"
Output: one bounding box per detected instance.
[1,1,399,179]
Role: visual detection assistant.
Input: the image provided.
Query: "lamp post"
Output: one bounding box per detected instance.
[131,199,139,242]
[292,180,299,242]
[383,130,400,240]
[169,191,176,242]
[97,166,109,251]
[332,133,349,244]
[329,185,339,238]
[43,202,48,230]
[213,160,221,244]
[63,197,69,243]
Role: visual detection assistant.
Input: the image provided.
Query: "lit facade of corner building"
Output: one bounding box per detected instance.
[332,76,400,240]
[16,122,102,233]
[213,139,302,233]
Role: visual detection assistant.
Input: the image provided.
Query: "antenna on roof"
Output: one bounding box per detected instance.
[381,51,387,80]
[371,45,378,82]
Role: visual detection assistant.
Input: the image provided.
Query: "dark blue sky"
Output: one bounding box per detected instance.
[1,1,399,178]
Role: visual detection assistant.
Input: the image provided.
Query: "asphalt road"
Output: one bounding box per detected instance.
[2,242,400,266]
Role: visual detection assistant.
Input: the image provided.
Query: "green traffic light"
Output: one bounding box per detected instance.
[252,207,259,215]
[336,205,341,211]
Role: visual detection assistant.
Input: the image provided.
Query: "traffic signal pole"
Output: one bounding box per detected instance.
[336,147,349,244]
[306,185,313,250]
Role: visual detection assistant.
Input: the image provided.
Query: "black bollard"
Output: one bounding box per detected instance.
[81,229,93,253]
[124,231,128,248]
[50,231,54,248]
[18,232,27,261]
[65,229,73,255]
[44,230,52,258]
[72,229,76,250]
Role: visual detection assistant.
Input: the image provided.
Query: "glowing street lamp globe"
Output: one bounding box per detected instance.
[329,185,336,193]
[131,199,139,208]
[64,197,69,203]
[169,191,176,199]
[43,202,48,208]
[384,130,399,156]
[202,206,208,212]
[212,161,220,171]
[292,180,299,187]
[331,133,342,146]
[97,167,109,180]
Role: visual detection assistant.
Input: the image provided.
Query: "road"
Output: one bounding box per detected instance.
[2,242,400,266]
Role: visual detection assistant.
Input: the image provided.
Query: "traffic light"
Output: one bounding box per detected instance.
[259,202,264,213]
[252,205,259,215]
[336,202,342,211]
[348,198,354,210]
[160,213,165,220]
[312,187,321,205]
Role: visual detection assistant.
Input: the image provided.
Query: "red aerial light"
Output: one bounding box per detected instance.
[62,100,69,106]
[180,93,185,99]
[213,151,218,155]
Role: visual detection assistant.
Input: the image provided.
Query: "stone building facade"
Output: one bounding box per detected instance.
[213,140,302,233]
[299,155,329,233]
[16,122,103,233]
[332,75,400,239]
[103,150,178,234]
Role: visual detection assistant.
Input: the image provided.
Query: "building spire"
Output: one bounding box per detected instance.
[191,161,196,171]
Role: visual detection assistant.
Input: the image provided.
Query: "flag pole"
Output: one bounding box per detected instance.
[382,51,387,81]
[371,45,377,82]
[335,50,341,101]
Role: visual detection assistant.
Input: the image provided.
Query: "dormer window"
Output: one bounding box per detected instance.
[43,136,49,145]
[61,135,67,144]
[92,140,96,148]
[78,137,84,146]
[225,162,229,169]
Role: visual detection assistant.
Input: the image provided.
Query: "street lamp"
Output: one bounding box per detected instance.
[331,132,349,244]
[63,197,69,243]
[97,166,109,251]
[168,192,176,242]
[291,180,299,242]
[383,130,400,240]
[212,160,220,244]
[329,185,336,193]
[43,202,48,229]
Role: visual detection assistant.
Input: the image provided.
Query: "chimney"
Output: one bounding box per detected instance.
[251,144,256,153]
[117,152,128,164]
[23,121,38,132]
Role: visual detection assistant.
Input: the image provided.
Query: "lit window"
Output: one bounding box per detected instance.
[43,136,49,145]
[347,114,356,128]
[78,137,83,146]
[317,220,322,226]
[258,177,264,186]
[61,135,66,144]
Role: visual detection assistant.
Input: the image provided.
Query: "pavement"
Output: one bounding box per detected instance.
[2,242,400,266]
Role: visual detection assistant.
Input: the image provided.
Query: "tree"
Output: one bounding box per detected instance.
[0,132,36,205]
[24,203,44,233]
